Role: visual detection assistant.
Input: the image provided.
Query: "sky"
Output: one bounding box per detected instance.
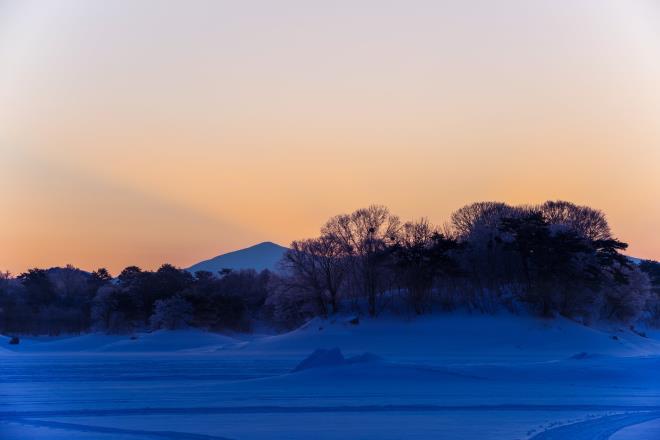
[1,0,659,274]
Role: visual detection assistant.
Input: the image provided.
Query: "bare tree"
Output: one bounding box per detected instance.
[263,275,319,329]
[391,219,461,314]
[450,202,515,240]
[322,205,401,316]
[282,236,347,315]
[540,200,612,241]
[392,219,436,314]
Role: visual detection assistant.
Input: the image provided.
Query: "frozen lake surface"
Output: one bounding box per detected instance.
[2,314,660,439]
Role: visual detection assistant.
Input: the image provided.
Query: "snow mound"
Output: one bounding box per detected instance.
[2,329,242,353]
[5,312,660,359]
[293,347,382,372]
[293,348,345,371]
[97,329,241,352]
[4,333,126,353]
[248,312,660,361]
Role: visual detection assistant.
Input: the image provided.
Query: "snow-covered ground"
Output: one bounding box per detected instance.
[2,312,659,439]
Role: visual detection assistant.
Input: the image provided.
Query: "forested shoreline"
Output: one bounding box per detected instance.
[2,200,659,336]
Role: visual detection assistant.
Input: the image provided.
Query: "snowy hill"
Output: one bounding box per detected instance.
[186,241,288,274]
[241,313,660,361]
[6,312,660,360]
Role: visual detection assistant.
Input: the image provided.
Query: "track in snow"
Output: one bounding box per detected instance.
[2,418,235,440]
[530,411,660,440]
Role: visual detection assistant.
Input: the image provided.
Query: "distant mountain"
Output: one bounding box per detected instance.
[187,242,288,274]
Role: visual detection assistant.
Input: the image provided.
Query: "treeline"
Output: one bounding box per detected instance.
[278,201,660,327]
[1,200,659,335]
[0,265,271,335]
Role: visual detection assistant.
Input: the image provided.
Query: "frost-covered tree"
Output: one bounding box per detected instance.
[264,276,320,329]
[149,295,193,330]
[639,260,660,324]
[601,265,650,323]
[49,265,89,300]
[640,260,660,296]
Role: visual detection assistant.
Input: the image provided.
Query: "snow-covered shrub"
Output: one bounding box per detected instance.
[149,295,193,330]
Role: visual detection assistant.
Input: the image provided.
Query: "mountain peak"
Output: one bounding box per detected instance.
[251,241,282,248]
[187,242,288,274]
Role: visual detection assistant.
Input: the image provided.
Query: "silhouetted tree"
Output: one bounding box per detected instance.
[540,200,612,241]
[283,236,347,316]
[89,268,112,291]
[91,284,138,333]
[640,260,660,296]
[450,202,518,240]
[322,205,401,316]
[498,211,634,319]
[390,219,460,314]
[153,264,194,299]
[264,274,320,329]
[19,269,57,312]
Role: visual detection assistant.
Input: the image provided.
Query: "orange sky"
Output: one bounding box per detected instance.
[1,0,659,274]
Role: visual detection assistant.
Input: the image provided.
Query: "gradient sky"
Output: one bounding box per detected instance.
[1,0,659,274]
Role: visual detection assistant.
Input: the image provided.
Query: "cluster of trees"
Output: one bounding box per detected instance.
[1,200,659,335]
[0,265,271,335]
[280,202,660,327]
